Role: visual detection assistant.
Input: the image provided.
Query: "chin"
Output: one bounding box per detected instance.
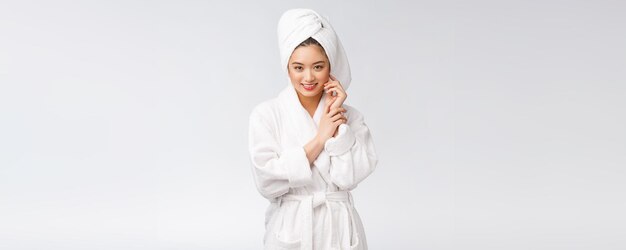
[298,88,322,97]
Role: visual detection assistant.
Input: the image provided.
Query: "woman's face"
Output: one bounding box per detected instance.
[287,45,330,99]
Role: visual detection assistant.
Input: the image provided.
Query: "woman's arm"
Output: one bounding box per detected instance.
[248,106,313,199]
[304,137,324,165]
[320,76,377,190]
[306,94,347,164]
[324,107,378,190]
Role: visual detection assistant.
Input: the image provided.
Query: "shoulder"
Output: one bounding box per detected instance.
[249,98,280,125]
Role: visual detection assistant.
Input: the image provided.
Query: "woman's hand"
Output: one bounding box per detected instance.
[316,96,347,143]
[323,74,347,111]
[306,74,348,164]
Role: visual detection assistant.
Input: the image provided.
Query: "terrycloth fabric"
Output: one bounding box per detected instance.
[277,8,352,90]
[249,85,378,249]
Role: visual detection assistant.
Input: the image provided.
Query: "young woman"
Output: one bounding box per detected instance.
[248,9,378,250]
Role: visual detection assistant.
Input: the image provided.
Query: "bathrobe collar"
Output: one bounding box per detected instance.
[278,84,326,145]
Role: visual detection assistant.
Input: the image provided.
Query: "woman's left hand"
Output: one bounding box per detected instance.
[324,74,347,111]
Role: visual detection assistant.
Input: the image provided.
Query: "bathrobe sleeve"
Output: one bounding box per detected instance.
[248,105,313,199]
[324,107,378,190]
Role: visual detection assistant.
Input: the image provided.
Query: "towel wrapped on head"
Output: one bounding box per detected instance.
[277,8,352,90]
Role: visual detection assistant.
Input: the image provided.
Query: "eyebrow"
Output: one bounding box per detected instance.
[291,61,327,65]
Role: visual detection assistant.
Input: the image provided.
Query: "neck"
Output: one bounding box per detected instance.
[296,92,323,117]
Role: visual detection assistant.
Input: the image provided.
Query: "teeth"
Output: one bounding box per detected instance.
[302,83,317,89]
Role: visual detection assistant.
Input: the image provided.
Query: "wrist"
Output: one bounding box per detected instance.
[315,135,326,146]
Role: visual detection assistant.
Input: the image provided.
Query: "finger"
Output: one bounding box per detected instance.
[325,87,341,97]
[325,87,341,96]
[332,115,344,123]
[329,107,346,115]
[329,74,337,81]
[324,93,335,109]
[324,77,336,88]
[333,118,345,126]
[330,112,346,122]
[325,88,335,96]
[323,83,336,92]
[326,98,337,112]
[325,80,344,90]
[323,80,342,88]
[325,87,338,96]
[325,93,333,105]
[330,112,343,120]
[325,86,345,95]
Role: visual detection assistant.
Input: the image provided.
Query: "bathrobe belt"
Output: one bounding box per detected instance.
[280,191,358,250]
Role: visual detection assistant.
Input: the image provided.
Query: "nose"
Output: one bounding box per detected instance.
[303,69,315,82]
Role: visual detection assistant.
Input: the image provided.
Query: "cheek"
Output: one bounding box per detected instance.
[288,71,301,83]
[316,71,330,83]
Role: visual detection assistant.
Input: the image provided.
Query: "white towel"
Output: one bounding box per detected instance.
[277,8,352,90]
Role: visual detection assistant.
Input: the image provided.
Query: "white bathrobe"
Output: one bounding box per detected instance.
[249,84,378,249]
[248,8,378,250]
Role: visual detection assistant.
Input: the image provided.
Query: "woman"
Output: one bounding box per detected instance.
[248,9,378,250]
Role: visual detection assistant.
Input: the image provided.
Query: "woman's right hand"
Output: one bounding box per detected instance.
[316,96,347,143]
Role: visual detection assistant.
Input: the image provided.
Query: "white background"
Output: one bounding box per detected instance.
[1,0,625,249]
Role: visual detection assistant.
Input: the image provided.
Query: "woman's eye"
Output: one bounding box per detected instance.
[294,66,303,70]
[314,65,323,70]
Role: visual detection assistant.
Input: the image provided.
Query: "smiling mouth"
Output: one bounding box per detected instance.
[301,83,317,91]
